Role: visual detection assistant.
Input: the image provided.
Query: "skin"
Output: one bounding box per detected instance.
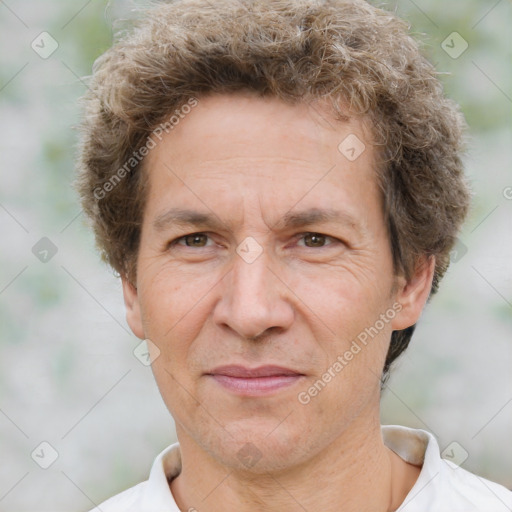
[122,92,434,512]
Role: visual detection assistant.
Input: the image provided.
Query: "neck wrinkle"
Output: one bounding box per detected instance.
[171,413,397,512]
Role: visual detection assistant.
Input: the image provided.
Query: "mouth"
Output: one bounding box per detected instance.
[206,365,305,396]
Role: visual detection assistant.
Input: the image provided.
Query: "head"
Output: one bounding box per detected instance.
[76,0,470,471]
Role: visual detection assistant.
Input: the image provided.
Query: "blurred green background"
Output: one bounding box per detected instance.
[0,0,511,510]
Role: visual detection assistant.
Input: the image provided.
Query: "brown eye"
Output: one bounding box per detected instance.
[183,233,209,247]
[302,233,329,247]
[168,233,210,249]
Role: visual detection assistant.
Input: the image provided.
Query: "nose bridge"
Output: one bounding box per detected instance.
[214,245,293,339]
[233,248,271,304]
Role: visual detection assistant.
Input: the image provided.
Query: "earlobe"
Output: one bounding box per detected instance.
[121,276,145,339]
[391,256,435,331]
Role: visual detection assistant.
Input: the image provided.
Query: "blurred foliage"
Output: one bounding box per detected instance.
[392,0,511,132]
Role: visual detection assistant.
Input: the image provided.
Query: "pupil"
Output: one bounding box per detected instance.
[307,234,324,247]
[188,234,206,246]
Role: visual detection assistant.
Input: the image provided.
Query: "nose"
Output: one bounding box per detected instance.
[213,246,294,341]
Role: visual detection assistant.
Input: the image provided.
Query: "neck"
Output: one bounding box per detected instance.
[170,414,416,512]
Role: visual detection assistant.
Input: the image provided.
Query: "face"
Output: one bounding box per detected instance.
[122,92,432,472]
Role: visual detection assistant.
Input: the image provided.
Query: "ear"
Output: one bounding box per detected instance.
[121,275,145,339]
[391,255,435,331]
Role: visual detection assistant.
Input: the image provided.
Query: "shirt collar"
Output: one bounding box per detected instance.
[140,442,182,511]
[384,425,443,511]
[141,425,437,511]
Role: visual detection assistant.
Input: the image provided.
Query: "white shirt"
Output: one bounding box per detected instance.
[90,425,512,512]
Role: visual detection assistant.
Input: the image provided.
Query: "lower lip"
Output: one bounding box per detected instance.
[209,374,304,396]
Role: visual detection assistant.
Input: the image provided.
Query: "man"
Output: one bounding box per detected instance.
[76,0,512,510]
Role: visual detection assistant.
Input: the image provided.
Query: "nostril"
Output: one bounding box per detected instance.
[247,326,282,343]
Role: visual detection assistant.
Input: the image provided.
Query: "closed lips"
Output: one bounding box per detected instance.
[207,365,304,378]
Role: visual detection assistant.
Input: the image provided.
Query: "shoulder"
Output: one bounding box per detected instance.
[87,442,182,512]
[385,425,512,512]
[437,461,512,512]
[87,481,147,512]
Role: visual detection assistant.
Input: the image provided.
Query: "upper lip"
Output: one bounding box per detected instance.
[207,365,304,378]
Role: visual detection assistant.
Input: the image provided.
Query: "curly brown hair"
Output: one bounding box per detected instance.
[75,0,471,380]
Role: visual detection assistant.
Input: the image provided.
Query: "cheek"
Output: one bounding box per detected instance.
[149,359,206,435]
[295,265,389,337]
[137,269,208,396]
[139,267,211,416]
[294,268,394,393]
[138,262,212,337]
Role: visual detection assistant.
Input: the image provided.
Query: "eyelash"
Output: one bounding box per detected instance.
[168,232,341,249]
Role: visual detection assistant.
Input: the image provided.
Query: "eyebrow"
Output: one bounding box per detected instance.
[152,207,361,233]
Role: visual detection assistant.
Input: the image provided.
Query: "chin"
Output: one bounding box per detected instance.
[207,420,315,474]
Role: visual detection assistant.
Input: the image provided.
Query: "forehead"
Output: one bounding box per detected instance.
[146,92,373,166]
[141,92,379,228]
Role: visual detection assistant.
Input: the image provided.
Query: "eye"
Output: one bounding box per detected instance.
[168,231,341,250]
[297,232,337,248]
[171,232,213,248]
